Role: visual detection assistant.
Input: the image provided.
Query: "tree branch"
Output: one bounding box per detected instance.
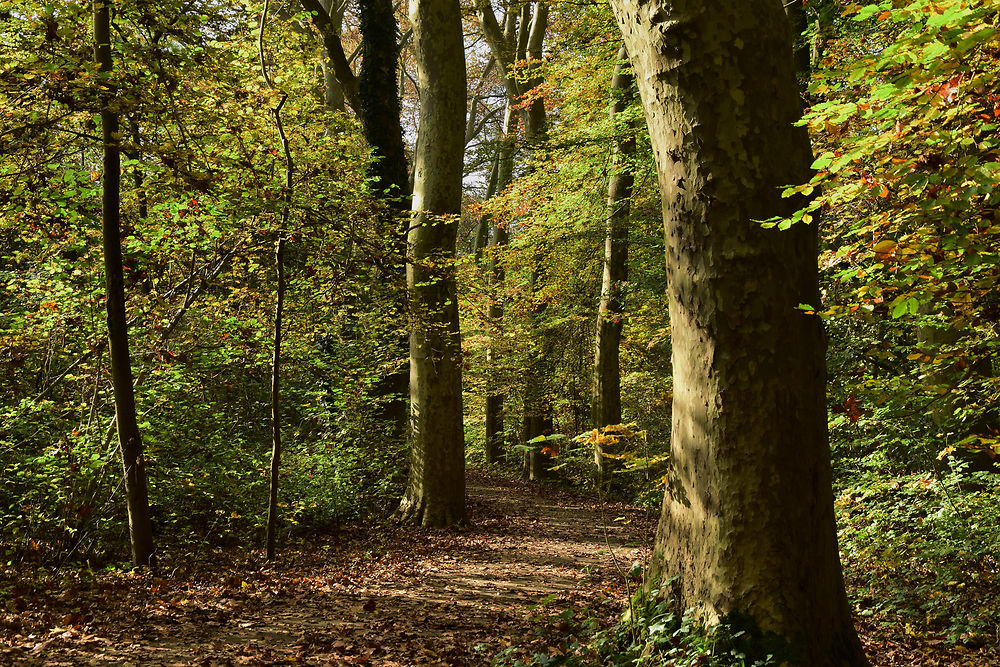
[299,0,361,112]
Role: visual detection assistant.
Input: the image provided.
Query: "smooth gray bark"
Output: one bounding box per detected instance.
[592,46,636,481]
[396,0,467,527]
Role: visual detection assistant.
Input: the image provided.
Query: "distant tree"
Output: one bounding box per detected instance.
[302,0,411,443]
[395,0,467,527]
[592,45,636,480]
[608,0,868,663]
[475,0,549,466]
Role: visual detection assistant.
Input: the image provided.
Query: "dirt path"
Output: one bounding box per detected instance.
[2,472,655,665]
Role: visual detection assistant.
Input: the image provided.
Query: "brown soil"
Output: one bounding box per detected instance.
[0,471,654,665]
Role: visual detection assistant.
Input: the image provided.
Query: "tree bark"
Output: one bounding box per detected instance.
[396,0,467,527]
[300,0,361,112]
[265,238,285,560]
[358,0,413,445]
[522,2,548,145]
[784,0,812,81]
[592,45,636,481]
[608,0,867,664]
[259,0,294,560]
[94,0,155,568]
[483,102,517,465]
[320,0,346,112]
[358,0,410,206]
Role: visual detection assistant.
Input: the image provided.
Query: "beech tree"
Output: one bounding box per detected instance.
[591,45,636,479]
[475,0,549,466]
[302,0,411,442]
[395,0,467,527]
[607,0,868,663]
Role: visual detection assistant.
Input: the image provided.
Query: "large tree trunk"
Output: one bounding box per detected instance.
[608,0,867,664]
[94,0,155,568]
[592,45,636,481]
[396,0,467,528]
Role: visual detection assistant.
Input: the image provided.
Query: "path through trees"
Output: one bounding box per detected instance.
[0,472,653,665]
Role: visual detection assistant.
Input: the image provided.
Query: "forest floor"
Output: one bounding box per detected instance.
[0,471,654,665]
[2,470,998,666]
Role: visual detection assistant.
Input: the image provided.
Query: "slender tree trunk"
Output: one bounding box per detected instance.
[396,0,467,527]
[94,0,155,568]
[477,2,551,468]
[522,2,548,144]
[265,238,285,560]
[472,155,499,263]
[510,2,553,478]
[609,0,867,664]
[592,45,636,481]
[521,262,554,481]
[483,102,516,465]
[259,0,294,560]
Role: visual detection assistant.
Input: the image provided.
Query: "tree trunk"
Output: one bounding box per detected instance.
[396,0,466,528]
[507,2,552,479]
[472,155,499,263]
[358,0,410,206]
[592,45,636,481]
[358,0,413,446]
[784,0,812,81]
[265,238,285,560]
[320,0,346,112]
[522,2,548,143]
[259,0,294,560]
[94,0,155,568]
[608,0,868,664]
[483,102,517,466]
[521,264,553,481]
[304,0,413,445]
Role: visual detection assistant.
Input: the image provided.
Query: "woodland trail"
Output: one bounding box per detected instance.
[2,471,655,666]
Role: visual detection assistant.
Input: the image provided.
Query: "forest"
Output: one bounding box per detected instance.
[1,0,998,664]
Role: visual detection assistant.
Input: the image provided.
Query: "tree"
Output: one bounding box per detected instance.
[93,0,155,567]
[258,0,294,561]
[475,0,549,466]
[608,0,868,663]
[395,0,467,527]
[797,0,1000,471]
[302,0,412,443]
[592,45,636,480]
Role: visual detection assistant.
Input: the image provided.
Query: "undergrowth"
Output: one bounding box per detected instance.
[492,584,782,667]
